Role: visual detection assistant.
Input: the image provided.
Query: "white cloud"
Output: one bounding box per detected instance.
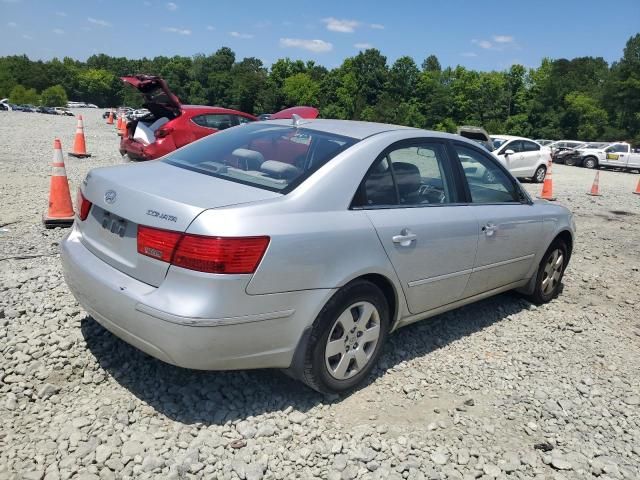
[461,52,478,57]
[323,17,359,33]
[56,11,67,17]
[230,31,254,39]
[166,2,177,10]
[493,35,514,43]
[280,38,333,53]
[472,39,493,49]
[354,42,373,49]
[53,28,65,35]
[88,17,112,27]
[7,21,17,27]
[370,23,384,30]
[206,25,215,31]
[22,34,32,40]
[163,27,191,35]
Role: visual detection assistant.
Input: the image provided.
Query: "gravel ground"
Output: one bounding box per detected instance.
[1,110,639,480]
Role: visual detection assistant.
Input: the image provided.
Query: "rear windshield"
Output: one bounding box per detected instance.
[164,123,358,193]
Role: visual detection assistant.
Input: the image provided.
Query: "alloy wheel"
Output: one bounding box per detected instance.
[535,166,547,183]
[541,248,564,296]
[325,301,381,380]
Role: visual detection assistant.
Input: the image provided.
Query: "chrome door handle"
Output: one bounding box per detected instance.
[482,223,498,236]
[392,229,417,246]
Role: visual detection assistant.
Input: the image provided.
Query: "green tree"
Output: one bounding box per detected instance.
[40,85,68,106]
[283,73,319,106]
[422,54,441,73]
[9,84,39,104]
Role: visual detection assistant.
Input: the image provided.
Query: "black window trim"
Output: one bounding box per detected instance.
[447,140,533,206]
[350,137,467,210]
[190,113,239,130]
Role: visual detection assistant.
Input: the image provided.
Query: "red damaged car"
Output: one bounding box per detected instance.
[119,75,318,161]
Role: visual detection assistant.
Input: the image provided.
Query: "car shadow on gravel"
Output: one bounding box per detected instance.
[81,291,532,425]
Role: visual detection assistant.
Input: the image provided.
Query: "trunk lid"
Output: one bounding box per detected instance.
[79,161,281,286]
[121,75,182,119]
[269,106,319,120]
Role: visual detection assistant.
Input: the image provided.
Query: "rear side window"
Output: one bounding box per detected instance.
[522,140,540,152]
[164,123,357,193]
[353,142,454,208]
[454,144,520,203]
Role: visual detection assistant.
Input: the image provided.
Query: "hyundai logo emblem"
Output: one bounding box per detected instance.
[104,190,117,204]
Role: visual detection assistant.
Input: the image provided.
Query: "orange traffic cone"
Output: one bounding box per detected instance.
[537,161,556,201]
[633,178,640,195]
[587,171,602,196]
[68,115,91,158]
[118,114,127,137]
[116,113,122,131]
[106,110,114,125]
[43,139,75,228]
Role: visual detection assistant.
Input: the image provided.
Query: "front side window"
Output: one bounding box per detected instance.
[522,140,541,152]
[454,144,520,204]
[606,144,628,153]
[164,123,357,192]
[354,142,454,208]
[502,140,522,154]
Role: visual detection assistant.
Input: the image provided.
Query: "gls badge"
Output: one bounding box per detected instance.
[104,190,117,204]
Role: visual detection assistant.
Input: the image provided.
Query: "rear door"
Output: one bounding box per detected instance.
[355,139,478,314]
[520,140,544,177]
[450,142,542,297]
[601,143,630,167]
[499,140,524,176]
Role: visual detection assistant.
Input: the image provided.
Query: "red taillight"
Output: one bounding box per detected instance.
[136,225,269,274]
[155,127,174,139]
[77,189,92,221]
[137,226,181,262]
[173,235,270,274]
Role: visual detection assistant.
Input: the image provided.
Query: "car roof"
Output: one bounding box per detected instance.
[491,134,531,141]
[181,105,256,117]
[262,118,424,140]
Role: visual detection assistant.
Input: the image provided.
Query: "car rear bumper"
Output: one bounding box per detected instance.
[120,135,176,161]
[60,225,334,370]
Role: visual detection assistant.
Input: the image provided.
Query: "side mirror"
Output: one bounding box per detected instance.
[504,149,515,156]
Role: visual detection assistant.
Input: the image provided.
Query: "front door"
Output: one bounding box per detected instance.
[354,140,478,314]
[451,142,543,297]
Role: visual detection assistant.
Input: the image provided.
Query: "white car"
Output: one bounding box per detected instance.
[577,142,640,170]
[491,135,551,183]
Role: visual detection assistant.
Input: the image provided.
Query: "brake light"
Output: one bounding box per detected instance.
[77,189,92,221]
[155,127,174,139]
[173,235,270,274]
[137,226,181,262]
[136,226,269,274]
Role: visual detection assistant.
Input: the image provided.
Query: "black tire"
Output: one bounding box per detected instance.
[564,156,577,167]
[583,156,598,169]
[301,280,389,394]
[533,165,547,183]
[528,239,568,305]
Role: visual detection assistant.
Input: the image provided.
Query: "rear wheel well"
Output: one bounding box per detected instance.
[357,274,398,330]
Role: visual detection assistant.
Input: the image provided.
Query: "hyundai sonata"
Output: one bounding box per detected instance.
[61,119,575,393]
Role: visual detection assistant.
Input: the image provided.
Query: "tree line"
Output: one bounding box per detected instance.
[1,34,638,143]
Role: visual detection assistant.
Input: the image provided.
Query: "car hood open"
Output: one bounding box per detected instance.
[121,75,182,118]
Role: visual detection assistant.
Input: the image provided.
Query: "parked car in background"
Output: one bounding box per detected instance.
[557,142,607,165]
[534,139,555,146]
[62,119,575,393]
[456,125,492,151]
[119,75,318,161]
[22,104,38,112]
[54,107,74,116]
[36,106,57,114]
[491,135,551,182]
[574,142,640,170]
[257,113,272,121]
[0,103,8,111]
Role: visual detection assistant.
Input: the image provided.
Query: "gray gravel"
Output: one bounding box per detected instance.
[1,110,639,479]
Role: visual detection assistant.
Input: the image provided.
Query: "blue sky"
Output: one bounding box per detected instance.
[1,0,639,71]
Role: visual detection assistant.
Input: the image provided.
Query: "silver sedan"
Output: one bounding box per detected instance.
[61,119,575,393]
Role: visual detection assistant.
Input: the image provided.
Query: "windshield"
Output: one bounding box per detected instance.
[164,123,358,193]
[491,138,508,151]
